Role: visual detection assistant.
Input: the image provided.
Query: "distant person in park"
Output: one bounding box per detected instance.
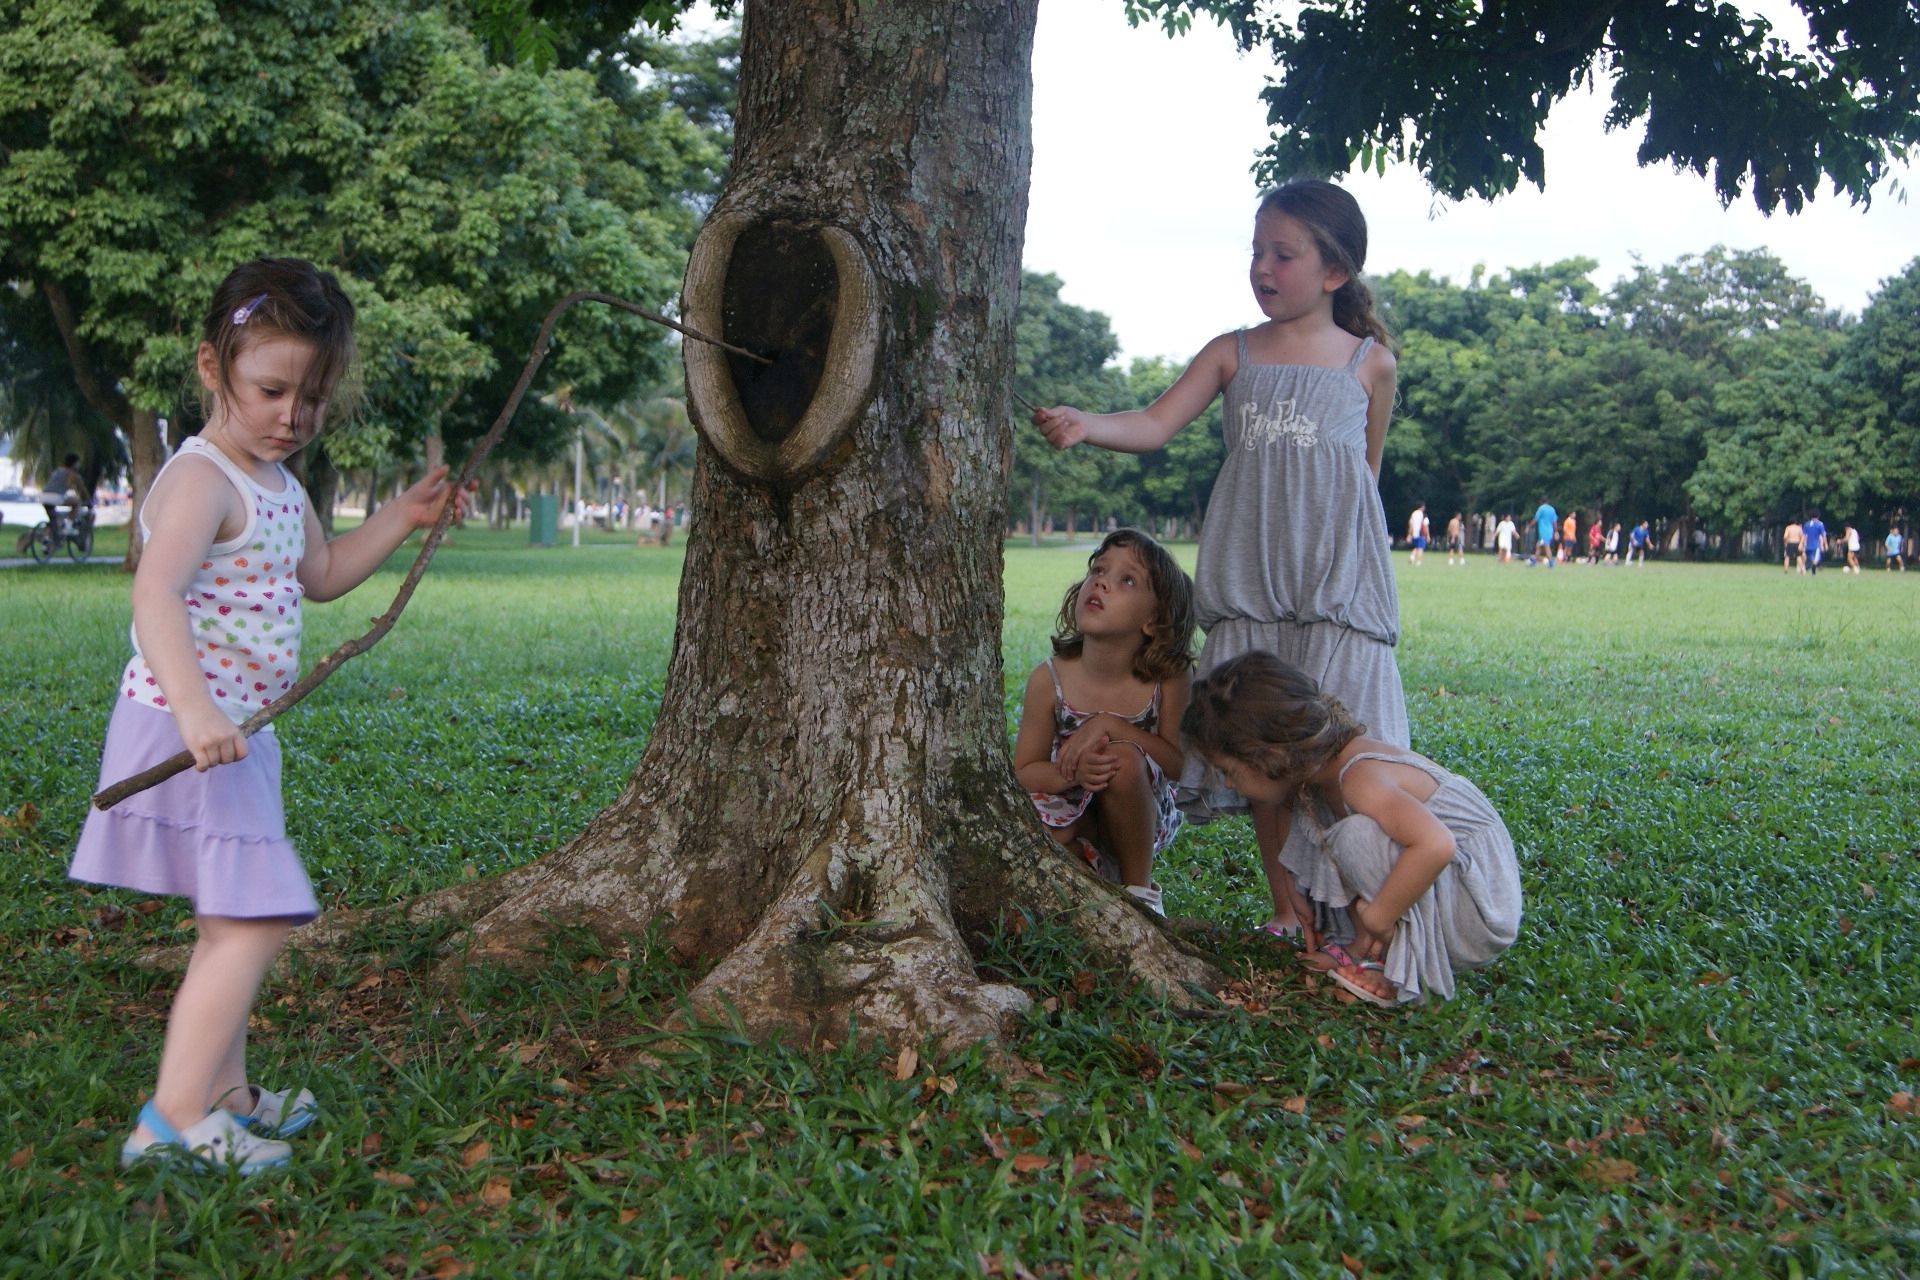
[1560,511,1577,563]
[1885,525,1905,571]
[40,451,87,528]
[1494,513,1517,563]
[1843,523,1862,573]
[1014,530,1195,918]
[1783,520,1804,573]
[1406,501,1428,565]
[1532,500,1557,566]
[1445,511,1465,565]
[1586,518,1603,564]
[1626,519,1651,565]
[69,259,467,1175]
[1182,651,1521,1006]
[1033,178,1406,943]
[1604,521,1621,566]
[1804,510,1827,575]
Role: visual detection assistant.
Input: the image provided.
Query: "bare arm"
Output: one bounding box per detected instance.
[1359,343,1396,480]
[1012,664,1074,794]
[1340,761,1456,949]
[1080,671,1189,780]
[131,459,250,771]
[298,465,459,602]
[1033,333,1236,455]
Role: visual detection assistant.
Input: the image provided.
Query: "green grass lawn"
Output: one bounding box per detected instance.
[2,540,1915,1277]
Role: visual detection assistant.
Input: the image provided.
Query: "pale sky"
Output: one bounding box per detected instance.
[1026,0,1920,362]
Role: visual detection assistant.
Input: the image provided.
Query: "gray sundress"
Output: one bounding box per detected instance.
[1291,750,1523,1004]
[1178,330,1410,821]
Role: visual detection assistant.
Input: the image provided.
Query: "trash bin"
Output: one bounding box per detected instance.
[528,493,558,546]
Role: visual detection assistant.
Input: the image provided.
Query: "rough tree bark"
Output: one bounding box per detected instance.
[428,0,1219,1052]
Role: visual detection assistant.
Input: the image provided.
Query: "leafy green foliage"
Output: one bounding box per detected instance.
[1012,271,1138,536]
[0,0,721,479]
[1363,247,1914,538]
[4,546,1918,1273]
[1128,0,1920,213]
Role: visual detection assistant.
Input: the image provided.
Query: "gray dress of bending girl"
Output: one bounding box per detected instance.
[1293,751,1523,1004]
[1178,331,1409,820]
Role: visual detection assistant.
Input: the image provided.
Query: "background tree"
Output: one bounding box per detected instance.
[1839,257,1920,520]
[0,0,715,560]
[0,286,123,499]
[1010,271,1134,541]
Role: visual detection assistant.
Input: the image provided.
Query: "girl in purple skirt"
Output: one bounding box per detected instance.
[72,259,463,1173]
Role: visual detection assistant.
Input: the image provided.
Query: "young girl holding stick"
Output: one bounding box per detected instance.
[1033,179,1405,945]
[1013,530,1196,917]
[1183,652,1522,1006]
[70,258,463,1173]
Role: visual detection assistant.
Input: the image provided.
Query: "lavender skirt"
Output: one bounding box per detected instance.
[69,698,319,921]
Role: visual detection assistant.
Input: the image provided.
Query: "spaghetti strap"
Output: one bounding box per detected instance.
[1234,328,1249,373]
[1045,656,1065,705]
[1335,749,1444,813]
[1343,335,1375,373]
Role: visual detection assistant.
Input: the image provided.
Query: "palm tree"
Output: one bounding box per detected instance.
[570,388,697,533]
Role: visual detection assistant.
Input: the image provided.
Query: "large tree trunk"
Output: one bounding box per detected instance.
[443,0,1217,1052]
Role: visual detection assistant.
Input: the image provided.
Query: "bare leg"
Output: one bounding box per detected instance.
[140,916,293,1139]
[1095,749,1157,889]
[1251,799,1316,948]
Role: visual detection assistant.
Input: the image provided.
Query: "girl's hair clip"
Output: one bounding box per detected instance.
[231,293,270,326]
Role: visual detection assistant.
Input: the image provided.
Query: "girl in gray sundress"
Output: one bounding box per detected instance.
[1033,179,1405,945]
[1183,652,1521,1007]
[1013,530,1196,918]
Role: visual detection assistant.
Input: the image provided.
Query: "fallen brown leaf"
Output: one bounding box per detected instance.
[1583,1157,1639,1185]
[372,1170,415,1188]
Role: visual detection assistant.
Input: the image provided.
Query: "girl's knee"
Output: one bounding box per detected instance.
[1105,747,1152,794]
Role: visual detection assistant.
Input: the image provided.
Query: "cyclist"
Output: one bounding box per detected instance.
[40,453,88,530]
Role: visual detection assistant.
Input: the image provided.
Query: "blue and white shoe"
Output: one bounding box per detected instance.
[120,1102,292,1174]
[234,1086,318,1139]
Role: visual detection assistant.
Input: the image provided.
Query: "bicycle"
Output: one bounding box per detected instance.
[28,505,95,564]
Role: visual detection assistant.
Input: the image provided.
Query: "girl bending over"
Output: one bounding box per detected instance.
[1183,652,1521,1005]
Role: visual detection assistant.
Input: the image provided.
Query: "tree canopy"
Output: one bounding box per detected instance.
[1124,0,1920,213]
[0,0,726,503]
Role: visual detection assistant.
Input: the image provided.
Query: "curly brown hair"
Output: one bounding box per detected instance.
[1181,651,1364,785]
[1050,529,1196,683]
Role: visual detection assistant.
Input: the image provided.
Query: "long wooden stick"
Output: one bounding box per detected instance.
[92,292,760,810]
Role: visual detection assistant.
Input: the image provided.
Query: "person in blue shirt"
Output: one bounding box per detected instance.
[1626,519,1651,565]
[1886,526,1906,572]
[1532,500,1557,566]
[1803,510,1827,575]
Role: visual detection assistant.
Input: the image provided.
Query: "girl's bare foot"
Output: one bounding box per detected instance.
[1329,963,1401,1007]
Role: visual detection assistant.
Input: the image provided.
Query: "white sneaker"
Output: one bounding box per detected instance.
[121,1102,292,1174]
[1124,883,1165,917]
[232,1085,318,1138]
